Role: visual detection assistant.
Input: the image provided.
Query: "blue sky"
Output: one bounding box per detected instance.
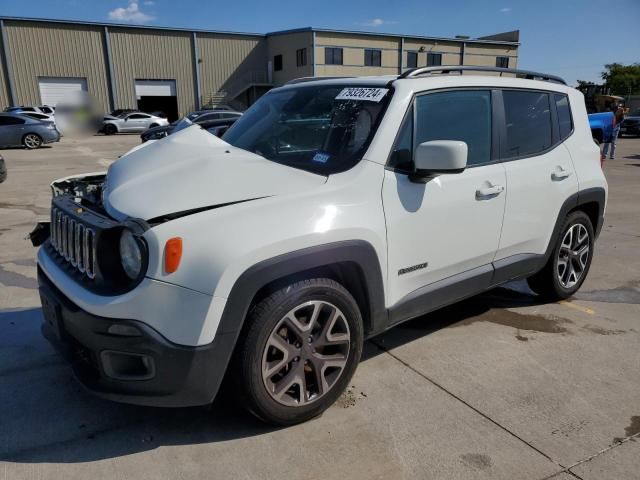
[0,0,638,85]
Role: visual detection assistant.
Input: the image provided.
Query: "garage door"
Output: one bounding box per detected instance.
[135,80,176,99]
[38,77,88,106]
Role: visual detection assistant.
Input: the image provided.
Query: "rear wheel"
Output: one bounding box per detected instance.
[104,124,117,135]
[527,211,594,300]
[235,278,363,425]
[23,133,42,149]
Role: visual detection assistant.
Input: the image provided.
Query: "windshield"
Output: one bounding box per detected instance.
[222,84,392,175]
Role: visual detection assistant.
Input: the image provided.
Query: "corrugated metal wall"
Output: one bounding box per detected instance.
[109,27,195,115]
[4,20,110,111]
[198,34,266,103]
[0,20,520,114]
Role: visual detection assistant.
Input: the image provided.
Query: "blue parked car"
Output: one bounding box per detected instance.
[0,113,60,149]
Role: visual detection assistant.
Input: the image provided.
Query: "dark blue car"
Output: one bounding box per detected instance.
[0,113,60,149]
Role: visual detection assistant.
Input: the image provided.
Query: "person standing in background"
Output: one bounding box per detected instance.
[603,104,625,160]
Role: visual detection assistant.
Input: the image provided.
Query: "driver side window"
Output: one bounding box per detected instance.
[388,90,493,172]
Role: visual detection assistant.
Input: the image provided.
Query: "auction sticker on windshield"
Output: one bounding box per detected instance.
[335,88,389,103]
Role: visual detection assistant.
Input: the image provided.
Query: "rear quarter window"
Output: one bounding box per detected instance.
[554,93,573,140]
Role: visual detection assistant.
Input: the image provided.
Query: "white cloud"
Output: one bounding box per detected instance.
[108,1,155,22]
[358,18,398,27]
[143,0,154,5]
[499,7,512,13]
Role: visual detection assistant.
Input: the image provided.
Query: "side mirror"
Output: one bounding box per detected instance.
[411,140,468,182]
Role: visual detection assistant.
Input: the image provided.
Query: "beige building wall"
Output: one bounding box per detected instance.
[0,46,8,108]
[4,20,110,111]
[198,33,267,102]
[109,27,195,115]
[464,43,518,68]
[315,32,400,77]
[403,39,462,68]
[266,32,314,86]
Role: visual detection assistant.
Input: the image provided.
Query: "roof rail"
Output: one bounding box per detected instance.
[285,76,354,85]
[398,66,566,85]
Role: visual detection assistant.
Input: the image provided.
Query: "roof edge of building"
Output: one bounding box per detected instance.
[0,15,265,38]
[0,16,520,46]
[267,27,520,45]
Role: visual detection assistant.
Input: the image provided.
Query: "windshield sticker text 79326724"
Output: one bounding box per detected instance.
[335,88,389,103]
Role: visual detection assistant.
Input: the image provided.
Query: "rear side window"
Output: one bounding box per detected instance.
[554,93,573,140]
[502,90,552,158]
[0,116,25,125]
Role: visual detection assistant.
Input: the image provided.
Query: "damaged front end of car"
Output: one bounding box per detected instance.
[29,173,108,247]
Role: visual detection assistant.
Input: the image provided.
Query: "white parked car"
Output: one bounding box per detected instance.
[34,67,607,425]
[102,112,169,134]
[18,111,56,124]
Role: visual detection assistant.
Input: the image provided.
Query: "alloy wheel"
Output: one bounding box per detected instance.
[261,300,351,407]
[557,223,590,288]
[24,134,41,149]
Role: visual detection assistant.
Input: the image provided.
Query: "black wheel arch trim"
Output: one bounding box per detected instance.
[208,240,387,400]
[544,187,605,264]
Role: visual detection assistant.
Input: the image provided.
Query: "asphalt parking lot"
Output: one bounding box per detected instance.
[1,134,639,480]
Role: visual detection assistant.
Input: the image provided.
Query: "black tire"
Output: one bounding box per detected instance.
[0,156,6,183]
[149,123,159,129]
[22,133,42,149]
[527,211,595,301]
[235,278,363,426]
[104,124,117,135]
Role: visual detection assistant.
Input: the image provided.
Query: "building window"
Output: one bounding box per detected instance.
[427,53,442,66]
[406,51,418,69]
[296,48,307,67]
[274,54,283,71]
[496,56,509,68]
[364,49,381,67]
[325,47,343,65]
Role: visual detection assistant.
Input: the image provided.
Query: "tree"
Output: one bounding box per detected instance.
[601,63,640,96]
[576,80,596,88]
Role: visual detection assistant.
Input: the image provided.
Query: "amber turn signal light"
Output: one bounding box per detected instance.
[164,237,182,274]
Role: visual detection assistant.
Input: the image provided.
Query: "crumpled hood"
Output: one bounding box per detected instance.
[103,125,327,221]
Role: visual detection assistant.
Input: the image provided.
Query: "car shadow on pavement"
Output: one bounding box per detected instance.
[0,281,544,464]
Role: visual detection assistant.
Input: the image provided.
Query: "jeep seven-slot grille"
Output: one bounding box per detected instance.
[50,207,96,278]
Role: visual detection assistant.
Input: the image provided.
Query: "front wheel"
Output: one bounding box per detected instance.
[104,124,117,135]
[235,278,363,425]
[23,133,42,149]
[527,211,594,300]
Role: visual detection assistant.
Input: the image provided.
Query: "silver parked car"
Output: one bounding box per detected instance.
[0,113,60,149]
[102,112,169,135]
[186,109,242,122]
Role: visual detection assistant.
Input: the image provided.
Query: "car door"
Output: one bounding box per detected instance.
[494,90,579,266]
[124,113,149,132]
[0,116,26,146]
[382,89,507,317]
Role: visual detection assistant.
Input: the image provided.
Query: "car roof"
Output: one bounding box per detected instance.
[277,71,573,95]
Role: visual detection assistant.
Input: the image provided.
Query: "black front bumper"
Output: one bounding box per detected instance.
[38,267,233,407]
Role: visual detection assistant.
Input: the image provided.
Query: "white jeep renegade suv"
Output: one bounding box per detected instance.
[34,67,607,425]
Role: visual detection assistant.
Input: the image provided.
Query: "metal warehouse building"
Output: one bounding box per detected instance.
[0,17,519,119]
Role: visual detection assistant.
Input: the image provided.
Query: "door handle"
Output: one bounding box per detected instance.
[551,166,572,181]
[476,184,504,199]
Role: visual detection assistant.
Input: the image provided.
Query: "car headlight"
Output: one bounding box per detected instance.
[119,229,143,280]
